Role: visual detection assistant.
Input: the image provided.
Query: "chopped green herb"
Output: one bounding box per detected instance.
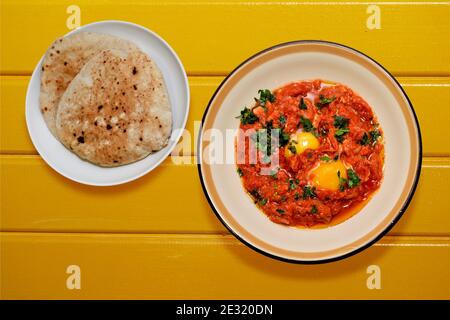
[360,132,370,146]
[294,192,300,200]
[279,114,287,126]
[299,98,308,110]
[359,130,382,146]
[311,205,318,214]
[299,116,314,132]
[335,128,350,142]
[289,179,299,190]
[302,185,317,199]
[250,120,291,157]
[316,95,336,109]
[347,169,361,188]
[320,155,331,162]
[281,195,287,202]
[237,167,243,177]
[370,129,381,145]
[333,115,350,143]
[279,129,290,147]
[236,107,258,125]
[259,198,268,206]
[276,209,285,214]
[337,170,347,192]
[333,115,349,129]
[288,142,297,154]
[250,189,262,200]
[257,89,275,107]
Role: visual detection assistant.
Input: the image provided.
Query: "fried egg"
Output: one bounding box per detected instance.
[284,132,319,158]
[310,159,347,191]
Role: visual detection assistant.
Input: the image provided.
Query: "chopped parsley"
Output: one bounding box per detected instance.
[279,114,287,126]
[299,97,308,110]
[316,95,336,109]
[259,198,268,206]
[276,209,285,214]
[237,167,243,177]
[288,142,297,154]
[302,185,317,199]
[247,115,293,159]
[278,128,290,147]
[359,132,370,146]
[347,169,361,188]
[256,89,275,107]
[337,169,361,191]
[298,116,314,132]
[320,155,331,162]
[333,115,350,143]
[311,205,318,214]
[360,130,382,146]
[370,129,382,145]
[337,170,347,192]
[237,107,258,125]
[334,128,350,142]
[250,189,262,201]
[333,115,349,129]
[289,179,299,190]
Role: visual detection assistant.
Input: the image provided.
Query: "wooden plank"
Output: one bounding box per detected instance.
[1,1,450,76]
[1,156,449,235]
[1,76,450,156]
[0,76,215,155]
[1,233,449,299]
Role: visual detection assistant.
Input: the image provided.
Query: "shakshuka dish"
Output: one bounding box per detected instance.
[235,80,384,227]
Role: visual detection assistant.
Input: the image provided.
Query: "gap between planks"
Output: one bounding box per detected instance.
[2,72,450,77]
[1,154,450,161]
[1,232,450,247]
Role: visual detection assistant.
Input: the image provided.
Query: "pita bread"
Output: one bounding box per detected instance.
[40,32,139,136]
[55,49,172,167]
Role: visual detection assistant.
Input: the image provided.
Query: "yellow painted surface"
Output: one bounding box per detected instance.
[1,156,449,235]
[1,1,450,76]
[0,76,215,155]
[1,0,450,299]
[1,233,449,299]
[1,76,450,156]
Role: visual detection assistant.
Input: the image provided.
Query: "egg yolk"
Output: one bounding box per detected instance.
[310,159,347,191]
[285,132,319,158]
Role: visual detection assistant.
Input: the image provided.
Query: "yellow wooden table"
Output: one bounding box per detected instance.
[1,0,450,299]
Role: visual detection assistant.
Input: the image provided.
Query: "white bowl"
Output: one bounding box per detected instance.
[198,41,421,263]
[26,20,189,186]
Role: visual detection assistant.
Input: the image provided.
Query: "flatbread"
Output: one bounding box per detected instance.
[55,49,172,167]
[40,32,139,136]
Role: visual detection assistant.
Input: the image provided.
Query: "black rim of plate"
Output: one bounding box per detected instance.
[196,40,423,264]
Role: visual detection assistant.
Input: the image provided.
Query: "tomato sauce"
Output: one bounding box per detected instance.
[236,80,384,227]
